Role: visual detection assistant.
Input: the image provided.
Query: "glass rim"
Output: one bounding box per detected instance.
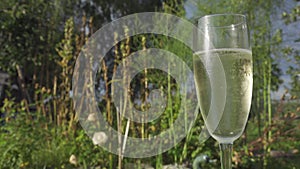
[198,13,247,29]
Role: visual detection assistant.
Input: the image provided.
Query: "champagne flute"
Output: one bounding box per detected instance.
[193,14,253,169]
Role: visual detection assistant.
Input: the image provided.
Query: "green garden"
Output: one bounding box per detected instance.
[0,0,299,169]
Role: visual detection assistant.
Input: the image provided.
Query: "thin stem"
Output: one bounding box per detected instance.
[219,143,233,169]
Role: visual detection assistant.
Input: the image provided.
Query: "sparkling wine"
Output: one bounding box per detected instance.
[194,48,253,143]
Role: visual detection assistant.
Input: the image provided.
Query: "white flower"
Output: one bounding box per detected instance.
[69,154,77,166]
[92,131,108,145]
[87,113,96,122]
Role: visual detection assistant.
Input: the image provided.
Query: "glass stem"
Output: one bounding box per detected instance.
[219,143,233,169]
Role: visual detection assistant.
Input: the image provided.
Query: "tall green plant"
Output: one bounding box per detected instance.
[55,17,76,131]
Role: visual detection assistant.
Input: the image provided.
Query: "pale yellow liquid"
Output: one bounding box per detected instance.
[194,48,252,143]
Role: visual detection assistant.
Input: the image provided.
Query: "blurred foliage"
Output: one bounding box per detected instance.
[0,0,299,169]
[282,1,300,99]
